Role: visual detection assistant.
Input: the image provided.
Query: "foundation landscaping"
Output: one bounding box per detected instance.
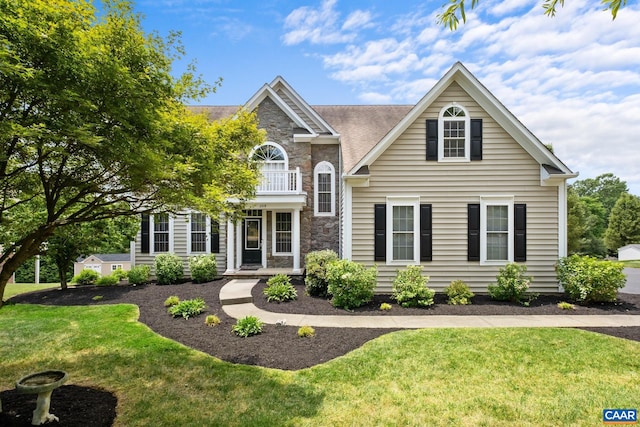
[1,254,639,426]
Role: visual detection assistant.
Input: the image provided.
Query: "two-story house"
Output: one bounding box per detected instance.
[132,62,577,293]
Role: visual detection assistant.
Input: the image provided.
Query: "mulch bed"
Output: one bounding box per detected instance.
[3,279,639,425]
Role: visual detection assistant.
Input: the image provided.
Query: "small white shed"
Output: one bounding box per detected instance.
[74,254,131,277]
[618,244,640,261]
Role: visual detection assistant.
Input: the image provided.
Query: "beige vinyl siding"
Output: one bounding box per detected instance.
[275,89,324,134]
[134,213,227,279]
[351,82,560,293]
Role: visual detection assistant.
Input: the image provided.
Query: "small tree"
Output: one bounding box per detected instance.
[604,193,640,253]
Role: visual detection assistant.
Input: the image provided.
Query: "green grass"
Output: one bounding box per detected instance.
[1,304,639,426]
[4,283,59,299]
[623,260,640,268]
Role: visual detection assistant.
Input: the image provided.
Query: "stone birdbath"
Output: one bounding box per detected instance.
[15,370,68,425]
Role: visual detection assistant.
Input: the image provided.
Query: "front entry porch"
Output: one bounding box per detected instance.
[224,204,304,276]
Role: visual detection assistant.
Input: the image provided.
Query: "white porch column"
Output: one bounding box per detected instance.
[226,219,235,273]
[292,207,301,273]
[35,255,40,284]
[235,222,243,270]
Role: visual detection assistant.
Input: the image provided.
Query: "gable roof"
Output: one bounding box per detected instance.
[619,244,640,251]
[349,62,576,177]
[77,253,130,263]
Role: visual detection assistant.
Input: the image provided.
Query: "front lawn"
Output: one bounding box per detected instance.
[4,283,59,299]
[623,260,640,268]
[1,303,638,426]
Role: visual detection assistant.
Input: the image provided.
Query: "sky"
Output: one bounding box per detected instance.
[135,0,640,195]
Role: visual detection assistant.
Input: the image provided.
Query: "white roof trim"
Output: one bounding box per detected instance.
[348,62,575,177]
[270,76,339,136]
[245,84,316,135]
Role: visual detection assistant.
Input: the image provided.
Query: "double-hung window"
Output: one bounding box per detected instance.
[386,197,420,264]
[480,197,514,263]
[189,212,208,254]
[439,104,470,161]
[314,161,335,216]
[153,213,170,253]
[273,212,292,255]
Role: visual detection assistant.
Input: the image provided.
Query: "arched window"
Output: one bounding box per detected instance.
[439,104,470,161]
[314,161,335,216]
[251,142,288,171]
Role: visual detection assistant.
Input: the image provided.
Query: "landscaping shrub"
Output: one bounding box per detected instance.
[392,265,435,308]
[297,325,315,338]
[189,254,217,283]
[557,301,575,310]
[96,274,119,286]
[111,268,128,281]
[205,315,220,327]
[488,263,533,304]
[164,295,180,307]
[127,265,150,285]
[232,316,264,337]
[445,280,474,305]
[168,298,206,319]
[556,254,626,303]
[155,253,184,285]
[304,249,339,297]
[264,274,297,302]
[71,269,100,286]
[379,302,392,311]
[326,259,377,310]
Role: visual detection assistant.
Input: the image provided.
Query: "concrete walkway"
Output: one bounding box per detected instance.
[220,279,640,329]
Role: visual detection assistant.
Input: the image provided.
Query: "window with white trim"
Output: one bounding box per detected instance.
[273,212,292,255]
[314,161,335,216]
[189,212,208,254]
[386,197,420,264]
[111,264,123,271]
[153,213,170,253]
[439,104,470,161]
[481,196,514,264]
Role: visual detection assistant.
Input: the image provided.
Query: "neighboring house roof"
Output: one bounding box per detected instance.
[188,62,576,181]
[619,244,640,251]
[76,254,131,263]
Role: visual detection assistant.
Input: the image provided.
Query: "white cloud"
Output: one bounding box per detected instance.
[279,0,640,193]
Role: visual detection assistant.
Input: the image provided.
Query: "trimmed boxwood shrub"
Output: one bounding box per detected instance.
[556,254,626,303]
[326,259,377,310]
[155,253,184,285]
[189,254,217,283]
[71,269,100,286]
[488,263,533,304]
[445,280,474,305]
[127,265,150,285]
[304,249,339,297]
[392,265,435,308]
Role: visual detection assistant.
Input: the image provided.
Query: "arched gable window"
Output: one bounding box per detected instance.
[439,104,470,161]
[314,161,335,216]
[251,142,288,171]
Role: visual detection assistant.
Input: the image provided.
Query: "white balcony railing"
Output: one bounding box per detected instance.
[256,167,302,194]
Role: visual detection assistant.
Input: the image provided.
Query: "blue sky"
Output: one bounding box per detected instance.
[135,0,640,195]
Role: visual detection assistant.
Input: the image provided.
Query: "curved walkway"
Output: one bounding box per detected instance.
[219,279,640,329]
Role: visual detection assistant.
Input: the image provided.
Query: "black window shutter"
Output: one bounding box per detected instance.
[468,204,480,261]
[470,119,482,161]
[374,204,386,261]
[420,204,432,261]
[426,119,438,161]
[210,219,220,254]
[514,204,526,262]
[141,213,150,254]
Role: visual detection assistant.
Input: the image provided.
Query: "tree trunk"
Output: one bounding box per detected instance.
[58,266,68,290]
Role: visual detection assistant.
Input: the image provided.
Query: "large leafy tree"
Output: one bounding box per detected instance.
[604,193,640,253]
[572,173,628,222]
[0,0,264,306]
[46,215,139,289]
[438,0,629,29]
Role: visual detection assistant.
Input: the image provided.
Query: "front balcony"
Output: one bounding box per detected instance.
[257,167,303,194]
